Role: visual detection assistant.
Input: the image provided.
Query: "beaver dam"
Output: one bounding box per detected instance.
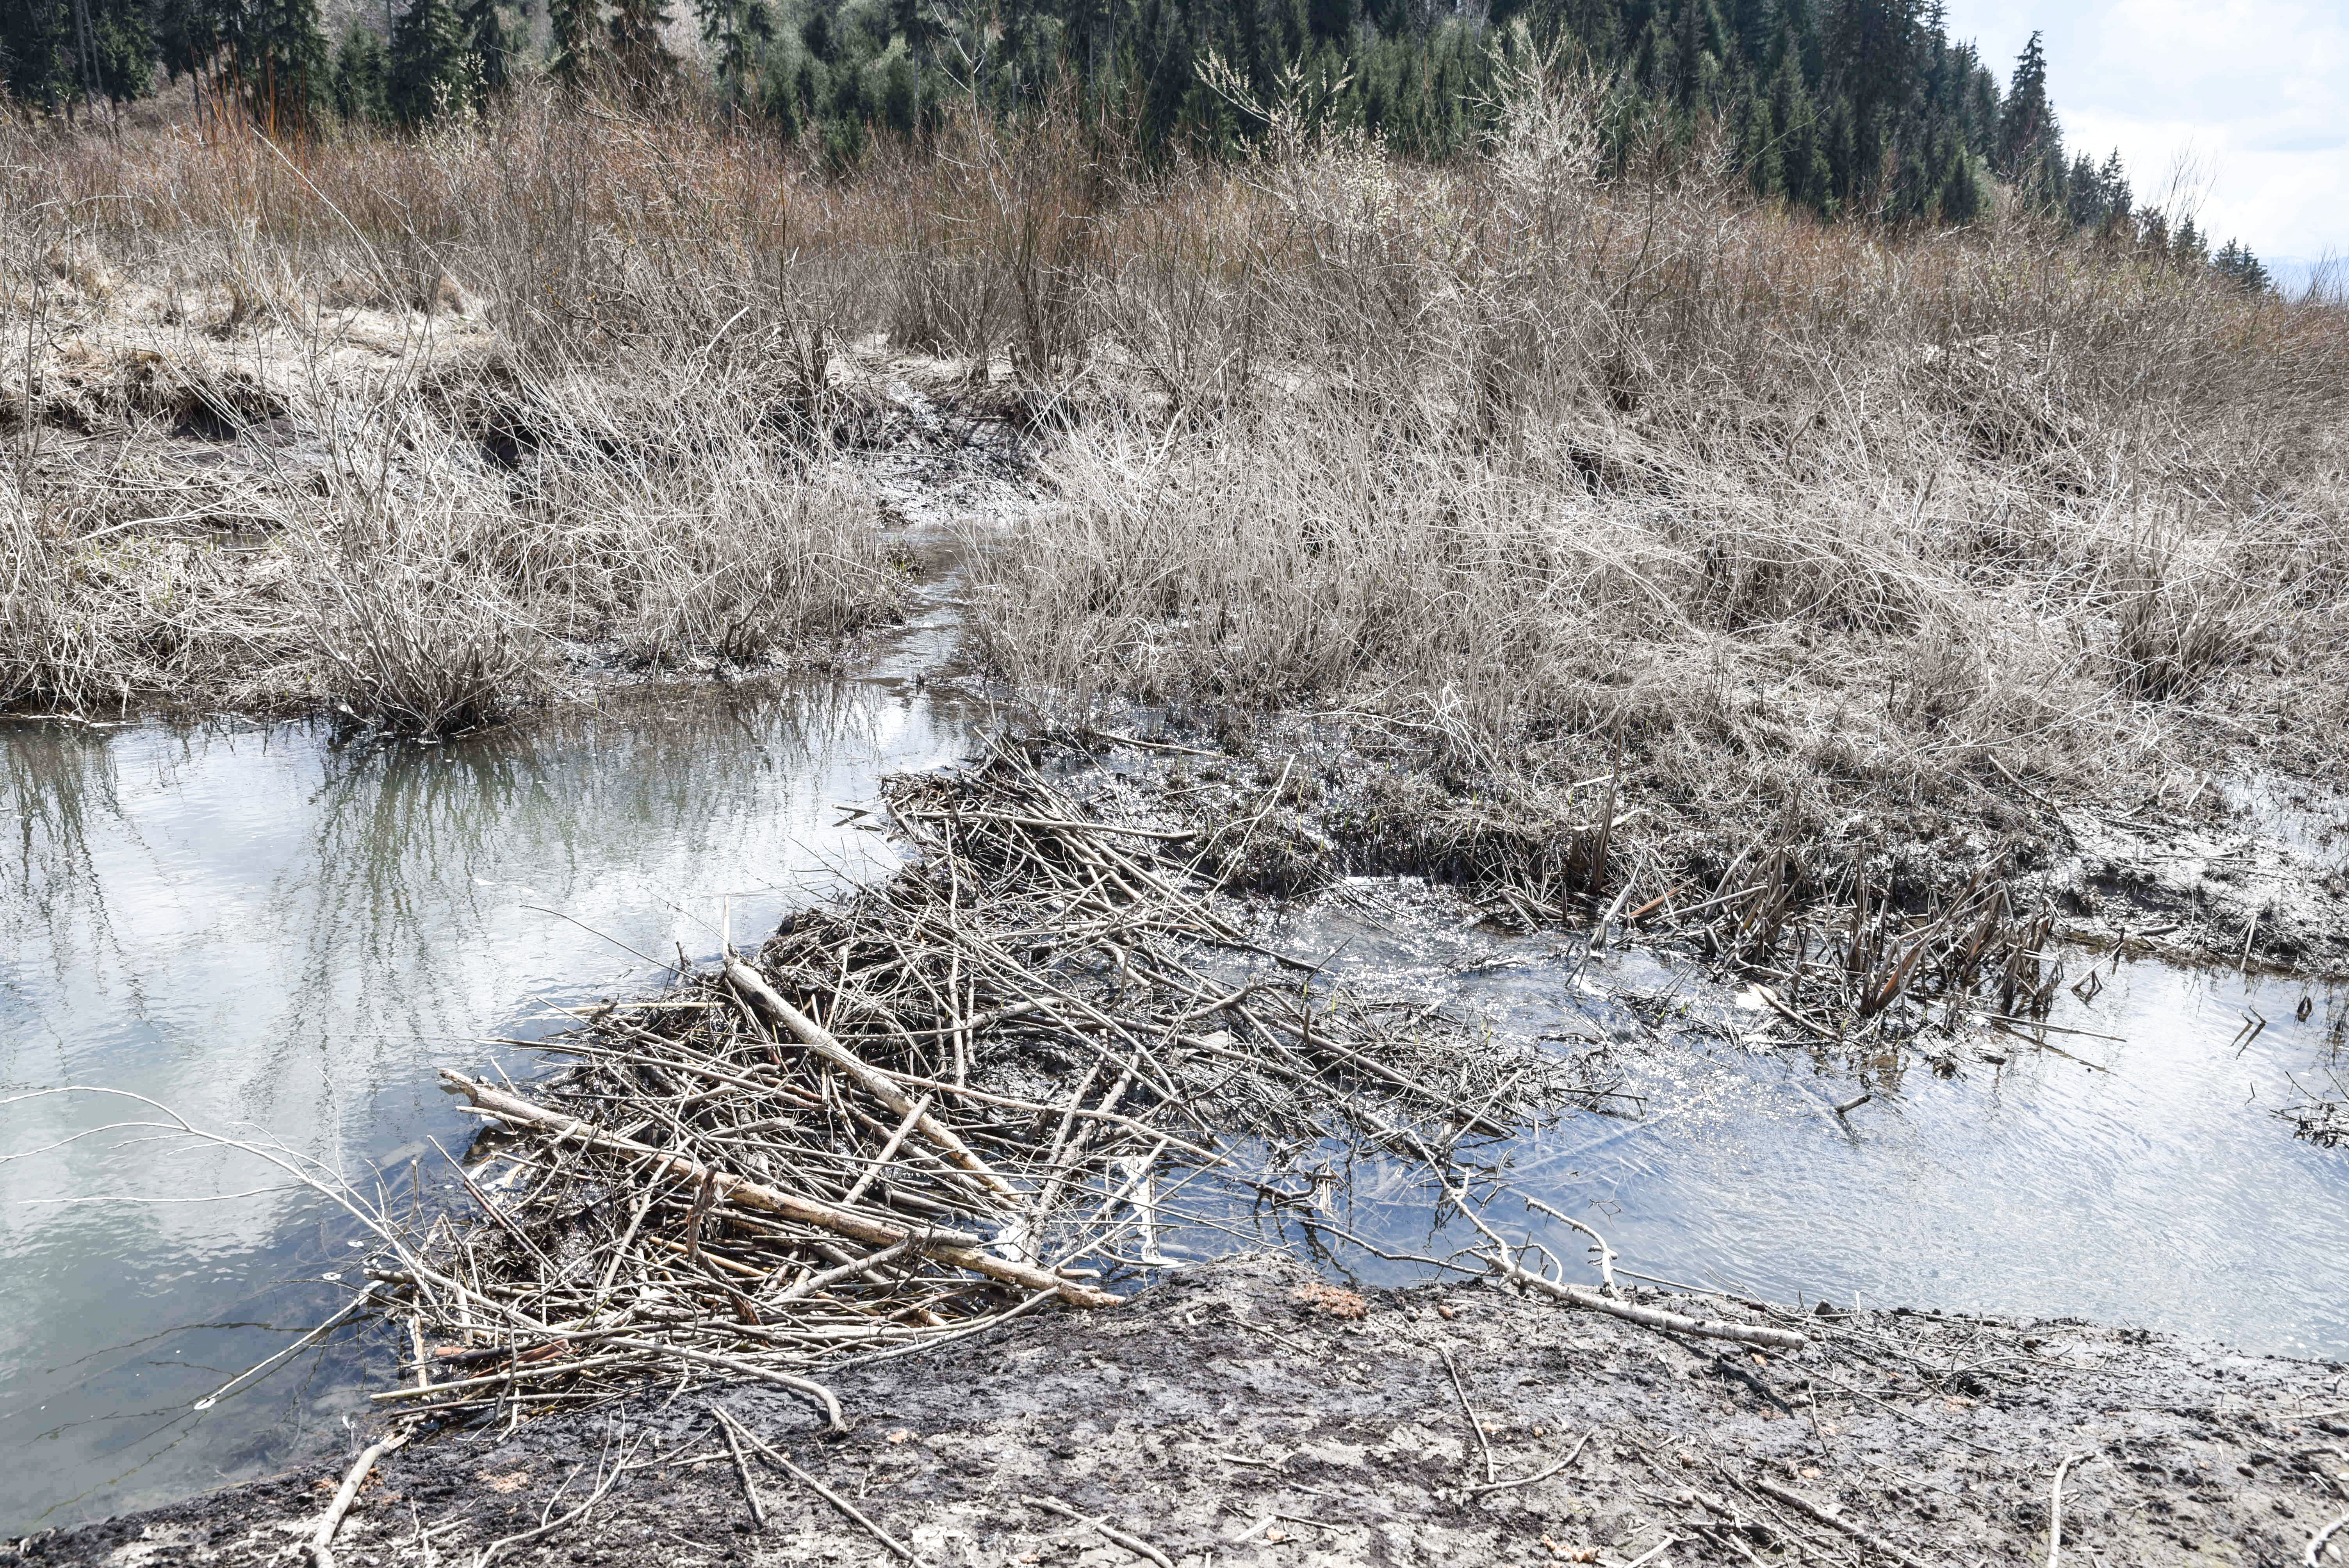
[355,751,1634,1421]
[13,727,2349,1567]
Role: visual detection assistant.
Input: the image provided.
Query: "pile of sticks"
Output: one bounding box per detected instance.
[366,751,1588,1429]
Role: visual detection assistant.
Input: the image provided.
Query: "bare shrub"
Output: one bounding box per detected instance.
[2105,536,2263,700]
[2,75,2344,808]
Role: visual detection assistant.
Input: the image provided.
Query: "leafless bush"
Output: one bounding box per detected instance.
[4,74,2344,794]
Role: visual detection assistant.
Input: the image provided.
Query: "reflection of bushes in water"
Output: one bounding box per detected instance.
[299,675,900,899]
[268,674,917,1060]
[0,726,128,969]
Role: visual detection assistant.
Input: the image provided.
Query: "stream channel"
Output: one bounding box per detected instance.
[4,618,2347,1534]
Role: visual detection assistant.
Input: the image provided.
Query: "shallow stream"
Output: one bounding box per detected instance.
[4,664,2347,1531]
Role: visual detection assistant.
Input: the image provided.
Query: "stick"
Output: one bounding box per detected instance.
[1469,1240,1807,1349]
[839,1094,930,1207]
[725,959,1021,1201]
[603,1338,847,1433]
[2047,1453,2093,1568]
[1523,1197,1618,1295]
[472,1431,641,1568]
[1469,1428,1597,1497]
[441,1072,1116,1308]
[1438,1345,1497,1485]
[714,1404,768,1531]
[716,1408,929,1565]
[1023,1495,1175,1568]
[769,1236,919,1303]
[311,1427,409,1568]
[1750,1479,1935,1568]
[198,1283,380,1411]
[2308,1509,2349,1566]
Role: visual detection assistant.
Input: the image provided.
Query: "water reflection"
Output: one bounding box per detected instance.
[0,672,972,1532]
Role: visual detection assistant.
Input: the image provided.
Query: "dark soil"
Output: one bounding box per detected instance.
[23,1256,2348,1568]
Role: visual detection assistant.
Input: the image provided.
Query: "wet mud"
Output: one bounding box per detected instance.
[23,1256,2348,1568]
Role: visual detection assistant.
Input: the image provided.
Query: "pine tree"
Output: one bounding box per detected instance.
[456,0,510,96]
[186,0,330,130]
[696,0,772,103]
[3,0,90,111]
[1764,46,1827,205]
[2063,150,2102,226]
[330,20,389,117]
[547,0,599,82]
[1938,141,1980,223]
[606,0,679,97]
[2211,237,2268,292]
[3,0,160,113]
[2170,215,2207,267]
[1828,0,1912,119]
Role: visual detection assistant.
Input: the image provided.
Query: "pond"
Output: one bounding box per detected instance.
[1245,887,2349,1362]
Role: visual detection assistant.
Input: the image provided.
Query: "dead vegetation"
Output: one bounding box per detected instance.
[954,66,2349,954]
[5,70,2347,896]
[352,750,1594,1434]
[2281,1069,2348,1149]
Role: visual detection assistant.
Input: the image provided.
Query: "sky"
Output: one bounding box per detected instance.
[1939,0,2345,292]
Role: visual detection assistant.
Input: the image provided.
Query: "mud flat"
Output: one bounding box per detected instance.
[20,1254,2349,1568]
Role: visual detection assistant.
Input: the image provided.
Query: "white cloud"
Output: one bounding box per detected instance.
[1941,0,2347,285]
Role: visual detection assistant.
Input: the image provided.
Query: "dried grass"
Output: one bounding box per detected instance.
[4,73,2344,792]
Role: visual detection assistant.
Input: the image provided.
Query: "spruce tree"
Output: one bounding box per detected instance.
[1829,0,1912,120]
[696,0,772,103]
[330,20,389,117]
[1938,143,1979,223]
[2,0,159,113]
[2212,240,2271,294]
[547,0,599,82]
[1996,29,2051,176]
[3,0,89,111]
[389,0,469,120]
[456,0,510,96]
[2096,148,2129,226]
[2170,215,2206,266]
[606,0,678,96]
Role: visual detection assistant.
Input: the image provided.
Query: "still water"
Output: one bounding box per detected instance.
[1256,887,2349,1362]
[5,690,2347,1531]
[0,648,973,1532]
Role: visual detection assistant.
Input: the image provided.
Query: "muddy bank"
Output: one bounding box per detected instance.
[25,1256,2347,1567]
[1037,723,2349,982]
